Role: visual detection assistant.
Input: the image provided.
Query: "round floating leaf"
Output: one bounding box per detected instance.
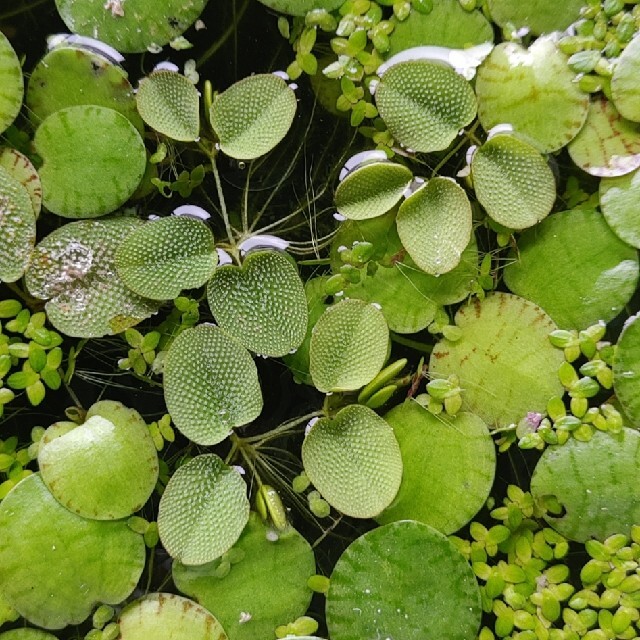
[504,209,639,329]
[24,218,160,338]
[326,521,482,640]
[210,75,297,160]
[116,216,217,300]
[302,405,402,519]
[0,31,23,135]
[26,46,142,131]
[600,168,640,248]
[379,402,495,535]
[158,454,249,566]
[476,38,589,152]
[471,133,556,230]
[0,474,145,629]
[136,71,200,141]
[611,32,640,123]
[38,400,158,520]
[55,0,209,53]
[613,312,640,425]
[0,147,42,218]
[396,177,472,275]
[486,0,583,36]
[531,429,640,542]
[309,298,389,393]
[0,631,59,640]
[568,96,640,177]
[375,60,477,153]
[163,324,263,445]
[255,0,342,16]
[335,162,413,221]
[207,251,308,357]
[0,166,36,283]
[173,512,315,640]
[118,593,227,640]
[430,293,565,429]
[34,105,146,218]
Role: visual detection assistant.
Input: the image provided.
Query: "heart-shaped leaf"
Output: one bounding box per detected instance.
[158,454,250,566]
[207,250,308,357]
[613,312,640,425]
[611,32,640,123]
[486,0,583,36]
[600,168,640,248]
[0,31,23,135]
[0,147,42,218]
[302,404,402,518]
[255,0,342,16]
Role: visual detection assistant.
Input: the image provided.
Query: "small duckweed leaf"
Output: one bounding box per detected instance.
[255,0,342,16]
[136,71,200,141]
[568,96,640,177]
[504,209,638,329]
[158,454,249,566]
[379,403,495,535]
[430,293,565,429]
[38,400,159,520]
[600,168,640,248]
[34,105,146,218]
[396,177,472,275]
[0,31,23,135]
[531,429,640,542]
[118,593,227,639]
[326,521,482,640]
[163,324,263,445]
[173,512,315,640]
[611,33,640,123]
[476,37,589,152]
[0,474,145,629]
[302,405,402,518]
[0,147,42,218]
[375,60,477,153]
[471,133,556,230]
[0,631,60,640]
[24,218,160,338]
[613,312,640,425]
[210,74,297,160]
[116,216,217,300]
[309,298,389,393]
[486,0,583,36]
[335,162,413,221]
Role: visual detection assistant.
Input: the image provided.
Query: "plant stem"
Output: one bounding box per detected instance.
[296,258,332,266]
[0,0,49,20]
[6,282,42,311]
[245,411,322,446]
[195,0,250,68]
[390,332,433,353]
[209,150,236,248]
[430,120,480,178]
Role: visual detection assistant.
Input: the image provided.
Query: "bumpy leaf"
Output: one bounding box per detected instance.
[0,31,23,135]
[0,147,42,218]
[486,0,583,35]
[611,32,640,123]
[600,168,640,248]
[255,0,342,16]
[613,312,640,425]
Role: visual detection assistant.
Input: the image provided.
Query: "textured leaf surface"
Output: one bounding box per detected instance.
[118,593,227,640]
[38,400,158,520]
[25,218,160,338]
[486,0,583,35]
[326,521,482,640]
[255,0,342,16]
[613,312,640,425]
[568,96,640,177]
[611,33,640,123]
[163,324,263,445]
[116,216,217,300]
[0,147,42,218]
[302,405,402,518]
[34,105,146,218]
[504,209,638,329]
[430,293,565,428]
[210,75,297,160]
[0,474,145,629]
[531,429,640,542]
[476,38,588,152]
[309,298,388,393]
[396,177,472,275]
[173,512,315,640]
[600,168,640,248]
[376,60,476,153]
[158,454,249,566]
[136,71,200,141]
[207,251,307,357]
[471,133,556,229]
[0,31,23,134]
[0,630,59,639]
[379,403,495,535]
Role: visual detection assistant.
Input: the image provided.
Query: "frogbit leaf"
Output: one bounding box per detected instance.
[255,0,342,16]
[0,147,42,218]
[600,168,640,248]
[613,312,640,425]
[611,32,640,123]
[0,31,23,135]
[486,0,583,36]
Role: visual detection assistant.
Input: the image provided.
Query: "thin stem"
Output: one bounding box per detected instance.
[0,0,49,19]
[6,282,42,310]
[145,547,155,594]
[63,378,84,410]
[312,514,343,548]
[245,411,322,446]
[390,332,434,354]
[296,258,332,266]
[430,120,480,178]
[209,150,236,247]
[196,0,250,68]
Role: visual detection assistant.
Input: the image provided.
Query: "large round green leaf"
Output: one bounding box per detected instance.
[379,402,495,535]
[0,147,42,218]
[158,454,249,566]
[163,325,263,445]
[0,631,59,640]
[504,209,639,329]
[255,0,342,16]
[116,216,217,300]
[600,168,640,248]
[173,512,315,640]
[430,293,565,429]
[613,312,640,425]
[34,105,146,218]
[24,218,160,338]
[309,298,389,393]
[396,177,472,275]
[38,400,158,520]
[486,0,583,36]
[0,474,145,629]
[207,250,308,357]
[611,33,640,123]
[210,75,297,160]
[531,429,640,542]
[0,31,23,135]
[476,37,589,152]
[326,521,482,640]
[375,60,477,153]
[302,404,402,519]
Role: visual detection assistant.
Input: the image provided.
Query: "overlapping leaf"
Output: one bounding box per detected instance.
[0,32,23,135]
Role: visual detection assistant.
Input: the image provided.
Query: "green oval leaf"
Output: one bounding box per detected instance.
[0,631,59,640]
[613,312,640,425]
[255,0,342,16]
[486,0,583,36]
[0,147,42,218]
[600,168,640,248]
[611,32,640,123]
[0,31,23,135]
